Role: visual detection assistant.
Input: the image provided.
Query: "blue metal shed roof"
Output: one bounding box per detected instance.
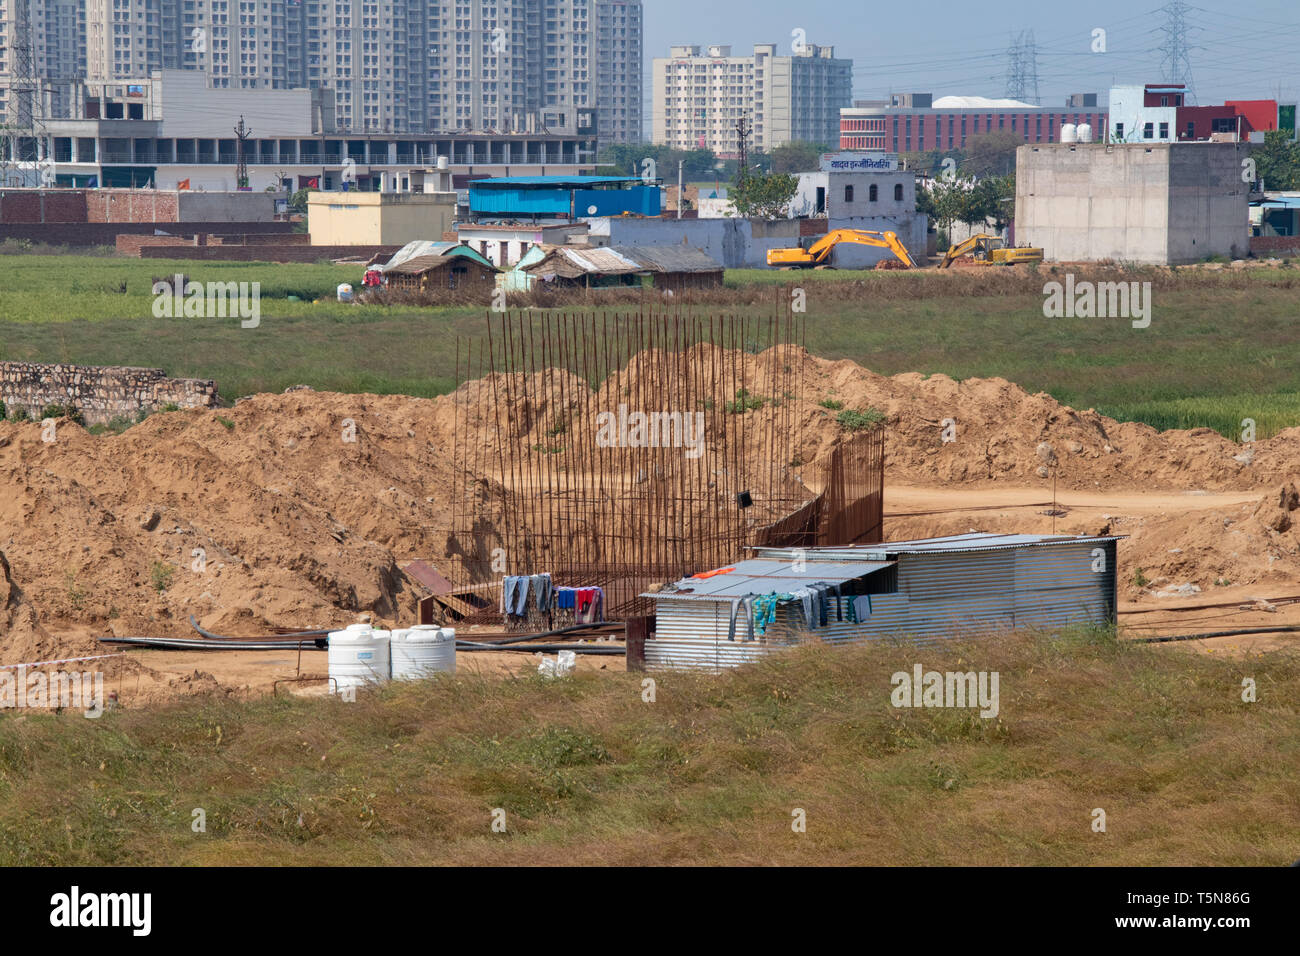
[644,557,894,602]
[471,175,644,188]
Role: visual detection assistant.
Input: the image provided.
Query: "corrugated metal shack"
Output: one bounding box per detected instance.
[642,532,1124,670]
[522,244,723,291]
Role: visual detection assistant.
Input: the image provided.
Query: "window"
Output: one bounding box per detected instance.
[894,183,903,201]
[844,184,854,202]
[1160,96,1168,106]
[1115,122,1124,139]
[1159,122,1169,139]
[1143,122,1154,139]
[868,183,878,201]
[1185,121,1195,138]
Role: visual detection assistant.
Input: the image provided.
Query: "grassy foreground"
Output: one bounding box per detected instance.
[1,631,1296,865]
[4,255,1300,437]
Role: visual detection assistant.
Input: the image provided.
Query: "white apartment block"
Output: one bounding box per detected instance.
[0,0,641,140]
[653,41,852,156]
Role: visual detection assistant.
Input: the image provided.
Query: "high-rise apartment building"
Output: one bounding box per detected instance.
[0,0,641,140]
[653,41,852,157]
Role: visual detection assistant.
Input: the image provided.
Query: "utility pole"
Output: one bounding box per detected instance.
[736,116,751,182]
[677,158,683,219]
[233,115,252,190]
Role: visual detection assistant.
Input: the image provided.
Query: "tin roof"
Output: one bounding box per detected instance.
[610,245,723,273]
[752,532,1126,561]
[643,557,894,602]
[383,240,495,271]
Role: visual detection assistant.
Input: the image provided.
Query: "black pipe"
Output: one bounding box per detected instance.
[1130,625,1300,644]
[190,615,331,640]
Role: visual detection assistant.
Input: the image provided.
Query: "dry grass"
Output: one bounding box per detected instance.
[1,629,1297,865]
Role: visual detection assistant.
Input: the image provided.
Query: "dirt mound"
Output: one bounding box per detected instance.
[0,549,55,662]
[0,344,1295,670]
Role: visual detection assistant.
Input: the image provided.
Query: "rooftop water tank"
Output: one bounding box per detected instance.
[436,155,449,170]
[391,626,456,680]
[328,624,391,695]
[1060,124,1078,144]
[1077,123,1094,143]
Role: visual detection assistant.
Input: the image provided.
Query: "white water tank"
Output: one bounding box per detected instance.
[328,624,391,694]
[391,626,456,680]
[436,155,449,170]
[1077,123,1094,143]
[1060,124,1078,143]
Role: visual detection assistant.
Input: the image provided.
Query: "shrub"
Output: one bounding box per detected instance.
[836,407,884,432]
[150,562,175,594]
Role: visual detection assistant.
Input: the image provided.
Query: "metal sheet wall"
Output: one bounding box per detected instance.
[647,541,1121,669]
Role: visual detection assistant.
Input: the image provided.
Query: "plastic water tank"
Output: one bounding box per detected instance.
[1076,123,1094,143]
[1060,124,1078,143]
[328,624,391,694]
[436,155,449,170]
[391,626,456,679]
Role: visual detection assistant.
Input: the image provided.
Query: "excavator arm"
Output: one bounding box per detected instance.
[938,233,994,269]
[767,228,915,269]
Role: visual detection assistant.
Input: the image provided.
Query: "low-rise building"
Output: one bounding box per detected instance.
[307,191,458,246]
[1015,141,1252,264]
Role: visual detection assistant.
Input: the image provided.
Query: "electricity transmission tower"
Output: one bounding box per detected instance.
[1157,0,1197,104]
[1004,30,1039,105]
[2,0,47,181]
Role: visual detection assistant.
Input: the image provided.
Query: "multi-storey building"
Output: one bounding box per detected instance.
[0,0,642,140]
[839,92,1107,154]
[653,41,851,157]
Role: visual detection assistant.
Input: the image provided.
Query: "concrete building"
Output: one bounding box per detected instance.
[1,1,643,142]
[653,42,852,156]
[307,190,457,246]
[10,69,595,190]
[840,92,1106,153]
[1015,141,1252,265]
[1108,83,1281,144]
[456,220,591,267]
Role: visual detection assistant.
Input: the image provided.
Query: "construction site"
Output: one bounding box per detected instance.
[2,294,1299,704]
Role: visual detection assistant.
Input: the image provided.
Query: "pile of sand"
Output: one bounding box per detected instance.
[0,345,1296,664]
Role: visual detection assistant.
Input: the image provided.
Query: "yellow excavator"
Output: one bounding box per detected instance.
[939,233,1043,268]
[767,228,916,270]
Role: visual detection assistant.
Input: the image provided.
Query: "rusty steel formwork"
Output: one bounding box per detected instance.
[445,309,883,620]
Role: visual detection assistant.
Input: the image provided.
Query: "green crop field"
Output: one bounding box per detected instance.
[3,253,1300,437]
[1,633,1297,865]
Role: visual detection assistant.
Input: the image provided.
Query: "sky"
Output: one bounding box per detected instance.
[642,0,1300,117]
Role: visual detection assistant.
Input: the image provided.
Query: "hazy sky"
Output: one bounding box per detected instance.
[642,0,1300,110]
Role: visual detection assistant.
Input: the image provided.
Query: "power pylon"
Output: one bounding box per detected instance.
[1004,30,1039,105]
[1157,0,1197,104]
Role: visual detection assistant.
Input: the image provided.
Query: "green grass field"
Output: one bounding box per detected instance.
[1,633,1296,865]
[3,254,1300,437]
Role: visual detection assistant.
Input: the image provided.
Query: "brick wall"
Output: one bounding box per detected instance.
[86,190,180,223]
[1250,235,1300,255]
[0,362,218,426]
[138,243,401,262]
[0,189,89,223]
[0,220,297,247]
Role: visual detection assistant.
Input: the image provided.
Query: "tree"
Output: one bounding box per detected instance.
[1250,129,1300,191]
[770,141,828,174]
[728,171,798,218]
[962,130,1024,178]
[596,143,719,181]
